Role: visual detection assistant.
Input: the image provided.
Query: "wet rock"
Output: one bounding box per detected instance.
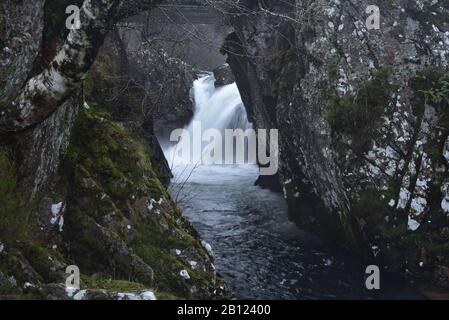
[0,1,231,301]
[68,212,155,286]
[1,250,44,286]
[15,97,80,196]
[441,227,449,240]
[0,0,45,95]
[433,266,449,289]
[36,284,71,300]
[60,109,230,299]
[254,174,282,192]
[28,283,161,300]
[213,63,235,87]
[224,0,449,285]
[0,270,18,297]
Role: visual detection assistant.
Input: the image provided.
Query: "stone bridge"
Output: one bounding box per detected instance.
[132,4,222,25]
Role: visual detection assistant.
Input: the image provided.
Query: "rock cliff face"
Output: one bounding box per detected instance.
[0,0,229,299]
[213,64,236,87]
[0,0,45,96]
[224,0,449,287]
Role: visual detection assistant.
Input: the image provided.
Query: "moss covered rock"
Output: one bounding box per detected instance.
[59,107,229,299]
[224,0,449,289]
[0,106,230,300]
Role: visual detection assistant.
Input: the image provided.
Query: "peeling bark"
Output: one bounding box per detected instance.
[0,0,122,132]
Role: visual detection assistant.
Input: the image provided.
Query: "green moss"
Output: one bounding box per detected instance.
[272,46,303,94]
[79,274,183,299]
[325,67,396,157]
[83,48,126,117]
[0,240,67,292]
[81,274,146,292]
[17,241,65,283]
[64,107,167,203]
[352,183,449,276]
[411,69,449,111]
[0,276,20,296]
[411,69,449,170]
[129,218,197,297]
[59,107,220,298]
[0,149,29,244]
[156,291,180,300]
[345,67,449,276]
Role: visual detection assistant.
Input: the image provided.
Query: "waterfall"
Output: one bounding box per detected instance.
[166,74,253,165]
[191,74,251,134]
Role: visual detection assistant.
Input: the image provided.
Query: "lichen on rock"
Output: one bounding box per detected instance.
[223,0,449,288]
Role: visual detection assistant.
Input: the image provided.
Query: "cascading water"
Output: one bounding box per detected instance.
[163,74,421,299]
[166,74,253,166]
[192,74,251,134]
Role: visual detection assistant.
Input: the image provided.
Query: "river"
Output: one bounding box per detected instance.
[163,74,422,300]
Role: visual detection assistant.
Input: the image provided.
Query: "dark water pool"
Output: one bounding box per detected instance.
[170,164,423,300]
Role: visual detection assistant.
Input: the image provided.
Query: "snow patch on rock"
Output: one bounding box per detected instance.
[141,291,157,300]
[397,188,411,209]
[51,202,63,215]
[73,290,87,300]
[65,286,78,298]
[441,183,449,213]
[201,240,214,257]
[180,269,190,280]
[117,291,157,300]
[407,216,420,231]
[50,202,65,232]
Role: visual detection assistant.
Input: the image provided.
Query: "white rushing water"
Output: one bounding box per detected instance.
[165,74,253,166]
[191,74,251,134]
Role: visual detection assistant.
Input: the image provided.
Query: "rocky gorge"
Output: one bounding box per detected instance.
[0,0,448,300]
[0,0,228,300]
[221,0,449,292]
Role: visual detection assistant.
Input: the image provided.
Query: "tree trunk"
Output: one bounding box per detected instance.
[0,0,122,132]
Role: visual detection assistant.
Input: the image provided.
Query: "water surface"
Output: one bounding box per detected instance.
[170,164,422,300]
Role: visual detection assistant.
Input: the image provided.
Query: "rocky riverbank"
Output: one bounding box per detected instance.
[0,0,230,300]
[221,0,449,290]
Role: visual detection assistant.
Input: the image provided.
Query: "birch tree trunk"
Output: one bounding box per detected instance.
[0,0,122,132]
